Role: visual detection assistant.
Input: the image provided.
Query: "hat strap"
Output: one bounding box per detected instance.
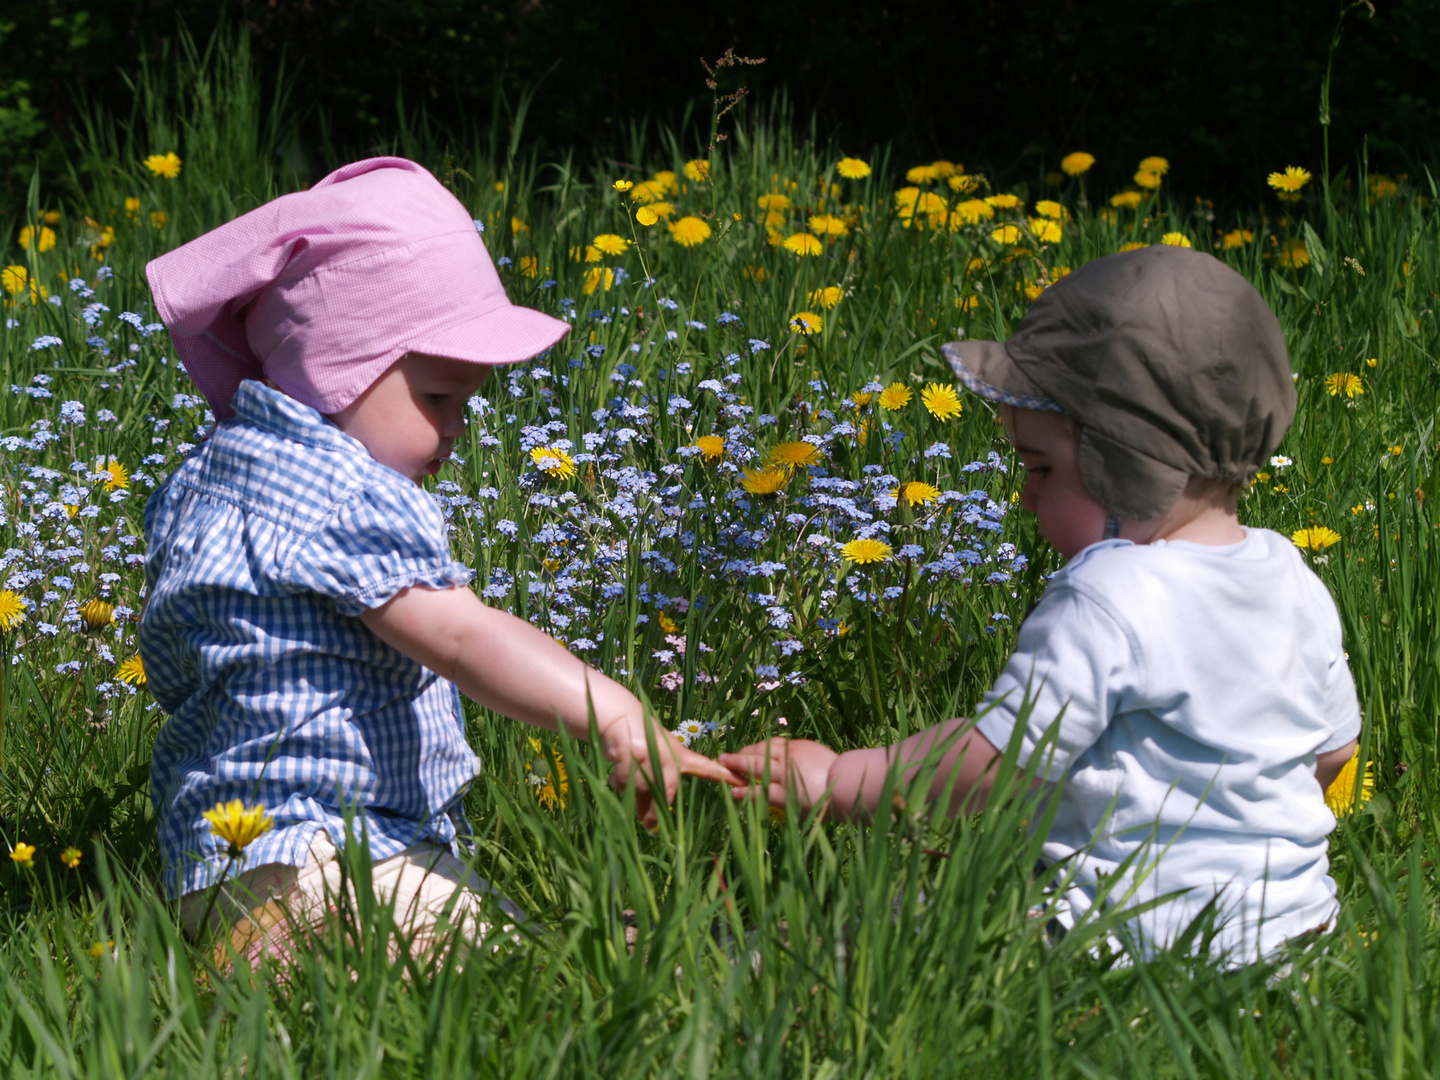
[1102,514,1123,540]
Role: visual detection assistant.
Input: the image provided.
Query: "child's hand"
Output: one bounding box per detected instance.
[720,738,839,815]
[598,715,741,829]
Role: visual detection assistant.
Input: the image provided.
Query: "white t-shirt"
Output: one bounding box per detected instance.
[975,527,1361,963]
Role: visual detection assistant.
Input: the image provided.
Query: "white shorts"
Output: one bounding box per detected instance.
[177,832,522,967]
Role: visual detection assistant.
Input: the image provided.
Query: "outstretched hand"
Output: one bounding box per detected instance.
[719,738,840,816]
[599,716,743,828]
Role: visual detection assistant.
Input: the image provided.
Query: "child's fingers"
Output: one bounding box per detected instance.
[675,746,743,785]
[730,781,788,808]
[718,741,786,780]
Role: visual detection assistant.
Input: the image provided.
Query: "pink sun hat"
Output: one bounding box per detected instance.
[145,156,570,420]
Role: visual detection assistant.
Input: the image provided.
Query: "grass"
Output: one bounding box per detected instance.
[2,27,1440,1078]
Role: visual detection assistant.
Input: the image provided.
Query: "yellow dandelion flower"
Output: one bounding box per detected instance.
[788,310,824,335]
[949,200,994,227]
[143,152,182,179]
[1119,240,1148,252]
[1368,175,1399,199]
[582,267,615,295]
[892,481,941,507]
[756,193,792,211]
[1138,156,1170,175]
[947,174,979,194]
[88,940,114,958]
[893,187,921,212]
[1160,232,1192,248]
[1291,526,1341,551]
[17,226,56,252]
[592,233,630,256]
[511,217,529,236]
[1030,218,1063,243]
[841,538,893,564]
[116,655,146,685]
[1034,199,1066,220]
[60,846,82,869]
[878,382,914,411]
[692,435,725,462]
[1324,753,1375,816]
[80,598,115,629]
[766,440,822,471]
[990,224,1022,246]
[1223,229,1255,249]
[0,591,24,631]
[985,193,1022,210]
[906,164,941,185]
[150,211,167,229]
[668,216,712,247]
[1134,169,1162,190]
[1061,151,1096,176]
[1110,190,1144,209]
[519,255,539,277]
[850,391,874,408]
[1324,372,1364,398]
[1277,240,1310,269]
[530,446,577,479]
[931,160,960,177]
[783,232,823,256]
[636,206,660,227]
[1267,166,1312,193]
[683,159,710,182]
[9,842,36,866]
[807,213,849,237]
[743,265,768,281]
[203,799,275,855]
[524,737,570,811]
[646,201,676,220]
[651,170,678,194]
[613,179,634,192]
[2,265,29,295]
[836,157,871,179]
[631,180,668,204]
[97,459,128,491]
[739,465,790,495]
[809,286,844,309]
[921,382,963,420]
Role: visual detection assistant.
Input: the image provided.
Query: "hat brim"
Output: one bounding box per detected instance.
[942,340,1064,413]
[410,303,571,366]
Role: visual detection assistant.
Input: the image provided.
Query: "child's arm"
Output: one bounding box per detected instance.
[1315,738,1359,791]
[360,584,738,827]
[719,719,1001,821]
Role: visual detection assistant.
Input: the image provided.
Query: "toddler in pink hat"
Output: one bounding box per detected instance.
[140,157,735,965]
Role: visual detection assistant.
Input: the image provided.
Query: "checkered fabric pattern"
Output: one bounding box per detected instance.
[143,379,478,899]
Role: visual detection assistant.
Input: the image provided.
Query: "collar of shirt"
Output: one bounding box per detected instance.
[228,378,366,458]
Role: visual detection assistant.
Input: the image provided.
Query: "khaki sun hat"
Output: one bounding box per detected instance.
[943,245,1295,521]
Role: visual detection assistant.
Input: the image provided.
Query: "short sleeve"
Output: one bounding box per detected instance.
[974,584,1140,781]
[1314,650,1362,754]
[283,477,472,616]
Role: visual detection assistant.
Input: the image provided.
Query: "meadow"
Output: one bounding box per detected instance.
[2,35,1439,1079]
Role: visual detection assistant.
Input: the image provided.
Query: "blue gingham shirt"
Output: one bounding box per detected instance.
[143,380,478,898]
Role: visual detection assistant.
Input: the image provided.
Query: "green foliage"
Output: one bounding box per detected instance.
[1,32,1440,1077]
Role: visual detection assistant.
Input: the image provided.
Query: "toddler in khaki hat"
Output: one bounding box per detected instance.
[141,157,735,965]
[722,246,1361,963]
